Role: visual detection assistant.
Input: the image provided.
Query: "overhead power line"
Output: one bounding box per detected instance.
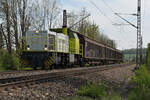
[88,0,114,24]
[69,14,91,29]
[114,13,137,28]
[101,0,116,13]
[88,0,136,49]
[115,13,138,16]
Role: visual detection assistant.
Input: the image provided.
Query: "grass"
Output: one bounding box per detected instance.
[76,82,107,99]
[65,94,122,100]
[128,65,150,100]
[0,67,6,71]
[22,67,33,70]
[101,93,122,100]
[64,65,150,100]
[63,96,92,100]
[64,81,122,100]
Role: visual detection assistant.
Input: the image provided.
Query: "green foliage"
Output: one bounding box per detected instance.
[65,94,122,100]
[102,93,122,100]
[146,43,150,68]
[128,65,150,100]
[0,49,20,70]
[123,48,147,55]
[63,96,92,100]
[64,81,123,100]
[124,54,136,63]
[123,48,147,63]
[76,82,107,99]
[123,48,146,55]
[69,8,117,48]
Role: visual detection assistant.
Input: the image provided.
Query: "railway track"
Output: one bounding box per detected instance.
[0,69,68,76]
[0,64,134,91]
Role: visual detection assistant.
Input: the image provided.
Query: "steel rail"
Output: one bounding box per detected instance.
[0,64,134,91]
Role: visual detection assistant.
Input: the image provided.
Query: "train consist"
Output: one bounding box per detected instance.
[22,10,123,69]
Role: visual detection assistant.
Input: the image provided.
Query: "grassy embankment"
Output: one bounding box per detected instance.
[64,43,150,100]
[63,64,150,100]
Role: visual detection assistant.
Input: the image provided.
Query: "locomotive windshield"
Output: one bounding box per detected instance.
[26,31,48,51]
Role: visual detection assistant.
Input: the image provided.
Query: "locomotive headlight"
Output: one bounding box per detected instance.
[27,45,30,50]
[44,47,48,50]
[27,47,30,50]
[44,45,48,50]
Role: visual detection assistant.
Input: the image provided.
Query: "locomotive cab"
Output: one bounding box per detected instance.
[68,32,80,54]
[26,31,48,51]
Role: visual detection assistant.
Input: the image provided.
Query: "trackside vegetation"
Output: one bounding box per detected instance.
[65,65,150,100]
[64,82,122,100]
[146,43,150,68]
[128,65,150,100]
[65,44,150,100]
[128,43,150,100]
[0,49,20,70]
[76,82,107,98]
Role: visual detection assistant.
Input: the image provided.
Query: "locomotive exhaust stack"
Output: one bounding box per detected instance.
[62,10,68,35]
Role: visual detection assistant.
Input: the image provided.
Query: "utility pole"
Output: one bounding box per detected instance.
[136,0,142,67]
[114,0,143,68]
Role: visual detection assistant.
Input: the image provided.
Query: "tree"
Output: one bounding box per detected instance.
[30,0,60,30]
[1,0,12,54]
[67,11,79,30]
[17,0,31,50]
[10,0,19,52]
[0,24,7,49]
[146,43,150,68]
[78,8,89,35]
[0,0,61,53]
[0,24,4,49]
[68,8,117,48]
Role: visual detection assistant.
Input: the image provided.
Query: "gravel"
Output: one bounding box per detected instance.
[0,64,135,100]
[0,70,51,79]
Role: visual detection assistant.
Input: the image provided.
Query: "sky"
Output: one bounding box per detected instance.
[60,0,150,50]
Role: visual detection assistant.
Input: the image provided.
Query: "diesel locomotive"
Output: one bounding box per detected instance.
[21,10,123,69]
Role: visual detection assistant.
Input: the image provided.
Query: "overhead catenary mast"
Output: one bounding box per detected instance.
[114,0,143,67]
[136,0,142,67]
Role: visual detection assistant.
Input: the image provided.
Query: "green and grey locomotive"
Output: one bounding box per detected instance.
[21,10,123,69]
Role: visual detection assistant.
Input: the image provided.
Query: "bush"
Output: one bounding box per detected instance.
[102,93,122,100]
[76,82,107,99]
[146,43,150,68]
[63,96,92,100]
[128,65,150,100]
[0,49,20,70]
[63,81,123,100]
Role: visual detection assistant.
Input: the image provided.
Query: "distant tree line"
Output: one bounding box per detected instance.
[146,43,150,67]
[123,48,147,55]
[123,48,147,63]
